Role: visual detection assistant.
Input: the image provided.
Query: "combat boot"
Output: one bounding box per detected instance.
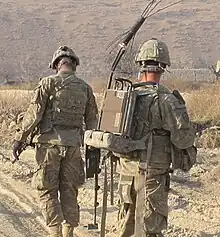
[62,223,74,237]
[48,225,62,237]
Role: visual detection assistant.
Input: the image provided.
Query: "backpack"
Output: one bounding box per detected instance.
[84,84,160,155]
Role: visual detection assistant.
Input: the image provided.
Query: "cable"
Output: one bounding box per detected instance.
[148,0,182,18]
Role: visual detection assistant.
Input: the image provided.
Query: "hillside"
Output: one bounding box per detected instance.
[0,0,219,82]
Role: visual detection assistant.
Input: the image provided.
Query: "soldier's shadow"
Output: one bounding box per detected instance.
[170,174,202,189]
[199,232,220,237]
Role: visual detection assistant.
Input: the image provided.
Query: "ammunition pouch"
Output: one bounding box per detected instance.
[171,145,197,172]
[84,130,148,154]
[149,135,171,168]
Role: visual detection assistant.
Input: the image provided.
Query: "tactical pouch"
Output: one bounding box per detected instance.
[84,130,147,154]
[171,145,197,172]
[31,164,50,190]
[149,135,171,169]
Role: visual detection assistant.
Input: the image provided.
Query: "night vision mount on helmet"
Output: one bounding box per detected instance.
[50,45,80,69]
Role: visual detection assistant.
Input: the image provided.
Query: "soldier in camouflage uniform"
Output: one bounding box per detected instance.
[12,46,98,237]
[117,38,196,237]
[216,61,220,80]
[216,61,220,73]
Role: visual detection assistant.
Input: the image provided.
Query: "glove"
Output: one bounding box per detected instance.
[12,140,25,164]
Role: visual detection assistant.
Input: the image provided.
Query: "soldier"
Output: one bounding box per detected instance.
[117,38,196,237]
[216,61,220,80]
[209,60,220,81]
[12,46,98,237]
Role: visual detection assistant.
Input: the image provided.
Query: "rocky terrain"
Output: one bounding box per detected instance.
[0,0,219,82]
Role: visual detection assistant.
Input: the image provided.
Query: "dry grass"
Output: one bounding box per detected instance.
[89,78,107,93]
[187,82,220,125]
[162,78,206,92]
[0,80,220,148]
[0,79,216,124]
[0,89,31,147]
[196,128,220,149]
[0,82,36,91]
[0,90,31,124]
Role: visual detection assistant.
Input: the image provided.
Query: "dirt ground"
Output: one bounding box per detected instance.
[0,147,220,237]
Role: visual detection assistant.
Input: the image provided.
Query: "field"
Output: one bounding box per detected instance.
[0,81,220,236]
[0,0,220,236]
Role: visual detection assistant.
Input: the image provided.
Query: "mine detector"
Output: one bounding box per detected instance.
[84,1,182,236]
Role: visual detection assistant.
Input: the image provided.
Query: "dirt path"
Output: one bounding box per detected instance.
[0,171,47,237]
[0,148,118,237]
[1,148,220,237]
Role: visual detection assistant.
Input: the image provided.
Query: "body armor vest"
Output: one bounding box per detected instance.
[40,75,88,133]
[131,85,164,139]
[123,85,171,168]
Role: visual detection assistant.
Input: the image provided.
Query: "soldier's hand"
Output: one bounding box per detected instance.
[12,140,25,164]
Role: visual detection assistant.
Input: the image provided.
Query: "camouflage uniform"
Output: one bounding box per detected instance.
[14,47,98,237]
[117,39,196,237]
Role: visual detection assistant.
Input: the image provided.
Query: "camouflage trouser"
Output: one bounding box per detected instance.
[118,169,170,237]
[32,143,85,228]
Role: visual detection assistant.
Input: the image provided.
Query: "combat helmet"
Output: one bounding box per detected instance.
[135,38,171,72]
[50,45,80,69]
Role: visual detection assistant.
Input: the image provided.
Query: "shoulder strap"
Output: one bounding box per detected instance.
[172,89,185,104]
